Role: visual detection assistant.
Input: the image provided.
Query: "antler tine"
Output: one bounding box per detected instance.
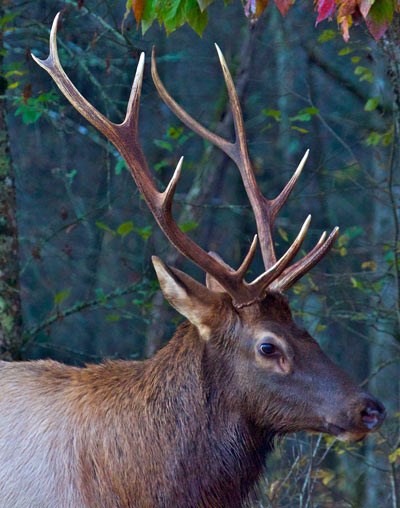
[250,214,311,290]
[32,13,117,145]
[270,150,309,219]
[151,47,233,157]
[122,52,145,129]
[235,235,258,279]
[162,156,184,212]
[270,227,340,291]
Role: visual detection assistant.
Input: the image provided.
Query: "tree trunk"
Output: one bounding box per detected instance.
[0,5,22,359]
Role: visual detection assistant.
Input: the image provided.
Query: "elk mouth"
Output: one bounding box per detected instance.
[324,423,366,442]
[325,423,346,437]
[308,421,373,443]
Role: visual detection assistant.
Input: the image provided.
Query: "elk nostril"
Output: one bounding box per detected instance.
[360,400,386,430]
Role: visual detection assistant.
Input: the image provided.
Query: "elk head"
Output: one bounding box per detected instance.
[32,13,385,443]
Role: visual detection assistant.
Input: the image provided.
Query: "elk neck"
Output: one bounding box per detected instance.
[131,320,276,506]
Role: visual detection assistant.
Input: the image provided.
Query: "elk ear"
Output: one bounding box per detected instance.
[152,256,219,339]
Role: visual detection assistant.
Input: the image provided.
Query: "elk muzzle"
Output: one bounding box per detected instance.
[327,393,386,442]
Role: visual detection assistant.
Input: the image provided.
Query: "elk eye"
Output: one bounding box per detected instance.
[259,343,277,356]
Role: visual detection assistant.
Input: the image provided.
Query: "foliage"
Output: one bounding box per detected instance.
[126,0,398,40]
[126,0,210,35]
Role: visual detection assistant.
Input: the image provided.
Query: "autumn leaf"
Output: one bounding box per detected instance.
[196,0,215,10]
[359,0,374,18]
[337,0,359,19]
[132,0,145,23]
[315,0,336,23]
[338,14,352,41]
[243,0,269,20]
[361,260,377,271]
[364,0,394,40]
[274,0,293,16]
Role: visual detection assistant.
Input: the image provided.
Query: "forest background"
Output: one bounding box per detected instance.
[0,0,399,506]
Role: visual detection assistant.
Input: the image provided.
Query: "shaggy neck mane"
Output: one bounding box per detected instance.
[127,321,275,507]
[74,321,274,507]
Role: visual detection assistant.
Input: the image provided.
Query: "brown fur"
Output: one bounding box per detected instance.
[0,286,384,508]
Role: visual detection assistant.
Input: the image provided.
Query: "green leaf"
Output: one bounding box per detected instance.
[291,125,309,134]
[179,220,198,233]
[13,92,59,125]
[134,225,153,240]
[350,277,363,289]
[167,126,184,139]
[159,0,185,34]
[115,158,127,175]
[317,29,337,43]
[15,106,42,124]
[106,314,121,322]
[141,0,158,33]
[382,127,394,146]
[290,107,319,123]
[4,69,25,79]
[354,66,374,83]
[365,131,382,146]
[365,127,393,146]
[278,227,289,242]
[95,221,116,235]
[338,47,353,56]
[364,97,380,111]
[0,12,18,28]
[117,221,134,237]
[185,0,208,35]
[389,448,400,464]
[66,169,77,183]
[154,139,173,152]
[54,289,71,305]
[196,0,215,10]
[154,160,170,172]
[262,108,281,121]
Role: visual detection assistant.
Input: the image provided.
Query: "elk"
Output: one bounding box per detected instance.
[0,12,385,508]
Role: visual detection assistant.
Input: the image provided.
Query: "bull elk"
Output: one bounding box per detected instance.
[0,12,385,508]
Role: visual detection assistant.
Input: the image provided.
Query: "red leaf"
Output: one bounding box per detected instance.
[315,0,336,23]
[274,0,293,16]
[364,0,393,40]
[365,14,389,39]
[337,0,358,18]
[132,0,145,24]
[359,0,374,18]
[23,83,32,104]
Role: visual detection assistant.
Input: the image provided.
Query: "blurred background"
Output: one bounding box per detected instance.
[1,0,399,506]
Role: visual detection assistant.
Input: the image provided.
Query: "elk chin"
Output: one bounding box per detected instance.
[335,431,369,443]
[325,422,371,443]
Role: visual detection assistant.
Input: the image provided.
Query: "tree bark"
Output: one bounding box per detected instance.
[0,5,22,359]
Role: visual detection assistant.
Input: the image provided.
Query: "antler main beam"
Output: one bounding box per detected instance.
[32,13,338,306]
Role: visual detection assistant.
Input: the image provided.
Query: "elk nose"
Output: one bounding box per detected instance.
[360,397,386,430]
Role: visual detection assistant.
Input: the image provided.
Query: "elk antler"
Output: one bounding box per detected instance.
[32,13,338,307]
[151,46,339,292]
